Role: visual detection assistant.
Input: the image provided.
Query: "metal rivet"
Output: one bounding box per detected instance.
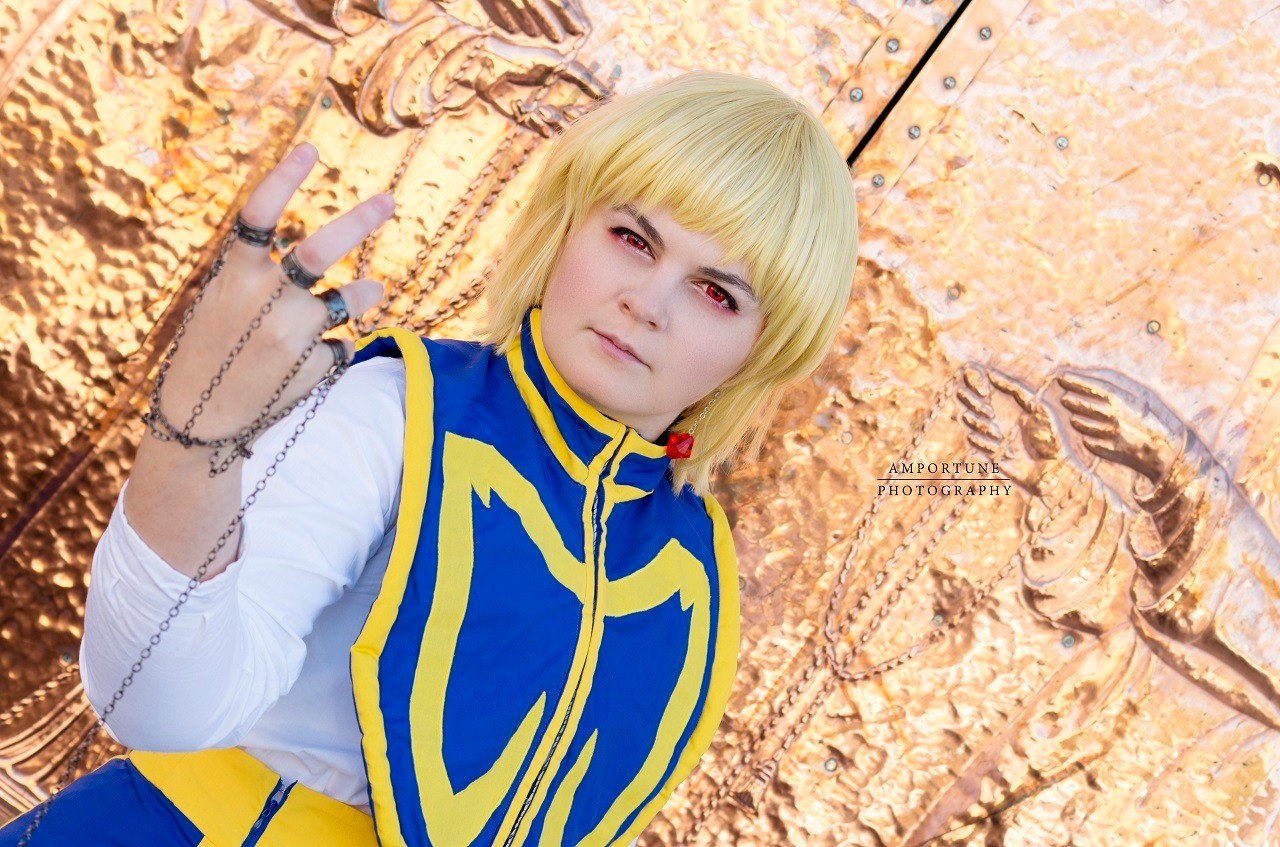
[931,613,945,627]
[849,87,864,102]
[823,757,839,773]
[943,76,956,89]
[1062,634,1076,648]
[1056,136,1069,150]
[1259,172,1273,187]
[840,431,853,444]
[908,126,921,139]
[871,174,885,188]
[946,284,961,300]
[321,96,333,109]
[886,38,900,53]
[979,26,992,39]
[1146,320,1161,334]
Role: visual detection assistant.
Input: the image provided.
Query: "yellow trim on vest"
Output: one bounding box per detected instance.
[350,327,436,847]
[493,429,623,842]
[409,433,586,845]
[129,749,375,847]
[508,324,590,482]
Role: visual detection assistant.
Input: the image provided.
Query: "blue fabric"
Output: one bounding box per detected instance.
[0,760,203,846]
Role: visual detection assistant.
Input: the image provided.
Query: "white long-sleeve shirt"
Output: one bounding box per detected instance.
[82,356,409,809]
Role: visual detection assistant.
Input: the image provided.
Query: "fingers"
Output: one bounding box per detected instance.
[239,144,320,233]
[1079,435,1123,463]
[965,429,1000,456]
[961,365,991,399]
[1055,369,1136,406]
[961,410,1001,444]
[957,381,994,418]
[288,194,396,276]
[1064,414,1114,440]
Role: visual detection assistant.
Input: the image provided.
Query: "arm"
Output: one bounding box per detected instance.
[79,355,406,750]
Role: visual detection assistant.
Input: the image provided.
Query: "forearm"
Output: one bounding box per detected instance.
[125,434,246,582]
[80,495,280,749]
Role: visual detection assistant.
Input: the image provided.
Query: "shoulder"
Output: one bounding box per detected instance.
[328,355,407,419]
[354,329,498,381]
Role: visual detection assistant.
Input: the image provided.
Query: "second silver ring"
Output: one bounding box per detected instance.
[281,249,324,289]
[317,288,350,330]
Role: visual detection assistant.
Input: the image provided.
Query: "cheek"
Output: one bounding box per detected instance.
[546,236,607,305]
[676,326,758,386]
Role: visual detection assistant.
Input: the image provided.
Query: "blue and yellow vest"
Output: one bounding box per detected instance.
[348,308,740,846]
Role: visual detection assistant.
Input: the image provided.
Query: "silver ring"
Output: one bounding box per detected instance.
[281,249,323,289]
[232,213,275,248]
[324,338,350,370]
[317,288,350,330]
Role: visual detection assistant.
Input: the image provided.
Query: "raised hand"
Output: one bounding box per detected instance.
[125,142,395,579]
[150,142,393,453]
[1053,367,1185,484]
[958,365,1067,494]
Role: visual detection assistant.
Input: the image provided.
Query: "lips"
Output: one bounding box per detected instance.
[594,330,646,366]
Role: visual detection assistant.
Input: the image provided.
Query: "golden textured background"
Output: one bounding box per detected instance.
[2,0,1280,843]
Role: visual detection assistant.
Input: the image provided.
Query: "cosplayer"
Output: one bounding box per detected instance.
[0,71,858,845]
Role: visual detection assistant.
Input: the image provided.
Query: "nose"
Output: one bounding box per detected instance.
[617,272,672,331]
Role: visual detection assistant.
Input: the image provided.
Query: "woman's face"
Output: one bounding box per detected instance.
[540,203,764,442]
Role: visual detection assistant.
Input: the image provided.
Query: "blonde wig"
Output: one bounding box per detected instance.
[480,70,859,494]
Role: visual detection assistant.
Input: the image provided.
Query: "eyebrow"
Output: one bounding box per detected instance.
[614,204,758,304]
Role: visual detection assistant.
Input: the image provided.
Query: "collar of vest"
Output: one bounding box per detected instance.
[507,307,673,494]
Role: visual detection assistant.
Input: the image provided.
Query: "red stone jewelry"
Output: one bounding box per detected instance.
[666,432,694,459]
[666,390,720,460]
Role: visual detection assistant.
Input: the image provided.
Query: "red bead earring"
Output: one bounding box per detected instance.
[666,390,720,460]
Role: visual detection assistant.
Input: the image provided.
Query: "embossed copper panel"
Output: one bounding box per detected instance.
[3,0,1279,845]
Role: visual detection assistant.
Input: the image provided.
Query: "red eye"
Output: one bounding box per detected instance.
[612,227,649,252]
[703,283,738,311]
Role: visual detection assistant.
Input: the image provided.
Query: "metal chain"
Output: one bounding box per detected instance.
[17,200,352,842]
[141,233,323,477]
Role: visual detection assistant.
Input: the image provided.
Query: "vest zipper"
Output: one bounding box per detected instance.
[242,779,293,847]
[501,439,625,846]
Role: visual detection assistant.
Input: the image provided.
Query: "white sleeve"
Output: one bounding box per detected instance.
[79,355,407,751]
